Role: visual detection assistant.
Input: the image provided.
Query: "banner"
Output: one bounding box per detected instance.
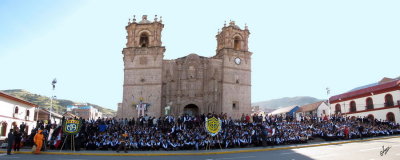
[205,117,221,136]
[63,119,81,135]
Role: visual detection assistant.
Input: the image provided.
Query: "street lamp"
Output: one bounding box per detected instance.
[326,87,331,116]
[50,78,57,124]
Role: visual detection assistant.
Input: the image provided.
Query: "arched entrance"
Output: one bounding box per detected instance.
[184,104,199,116]
[367,114,374,121]
[386,112,395,122]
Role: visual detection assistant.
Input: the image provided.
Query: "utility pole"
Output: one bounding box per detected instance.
[50,78,57,124]
[326,87,330,116]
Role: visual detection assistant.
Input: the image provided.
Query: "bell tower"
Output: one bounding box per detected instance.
[120,15,165,118]
[216,21,250,53]
[215,20,252,118]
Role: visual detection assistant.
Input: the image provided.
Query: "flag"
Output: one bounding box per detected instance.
[54,128,63,148]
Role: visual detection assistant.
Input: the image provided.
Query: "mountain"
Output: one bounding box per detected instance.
[252,96,322,113]
[1,89,116,117]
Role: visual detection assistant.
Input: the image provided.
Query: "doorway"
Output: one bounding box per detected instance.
[184,104,199,116]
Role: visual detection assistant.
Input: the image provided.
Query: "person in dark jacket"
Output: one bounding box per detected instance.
[7,129,15,155]
[358,124,364,139]
[14,130,22,151]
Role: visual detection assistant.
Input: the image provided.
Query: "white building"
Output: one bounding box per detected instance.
[329,77,400,124]
[0,92,37,140]
[67,104,102,120]
[296,101,330,121]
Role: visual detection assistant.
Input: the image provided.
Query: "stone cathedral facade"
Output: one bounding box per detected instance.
[117,15,252,119]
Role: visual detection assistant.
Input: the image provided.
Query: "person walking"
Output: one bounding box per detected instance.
[34,130,44,154]
[6,129,15,155]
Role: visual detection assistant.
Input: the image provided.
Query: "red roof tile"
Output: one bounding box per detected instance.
[0,92,38,107]
[297,101,325,112]
[329,80,400,102]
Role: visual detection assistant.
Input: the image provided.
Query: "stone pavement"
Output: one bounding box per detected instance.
[1,135,399,156]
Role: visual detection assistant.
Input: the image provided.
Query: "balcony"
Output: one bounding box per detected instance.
[384,102,394,107]
[365,105,374,110]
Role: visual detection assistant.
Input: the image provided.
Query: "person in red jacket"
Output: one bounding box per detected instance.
[34,130,44,154]
[344,126,349,139]
[245,114,250,123]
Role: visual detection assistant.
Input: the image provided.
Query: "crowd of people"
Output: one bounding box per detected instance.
[5,113,400,153]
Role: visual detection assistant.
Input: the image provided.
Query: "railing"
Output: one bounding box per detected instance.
[365,105,374,110]
[384,102,394,107]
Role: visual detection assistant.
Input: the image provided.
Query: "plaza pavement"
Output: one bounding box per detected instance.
[0,135,399,156]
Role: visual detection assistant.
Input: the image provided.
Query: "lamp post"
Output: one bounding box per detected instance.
[50,78,57,125]
[326,87,330,116]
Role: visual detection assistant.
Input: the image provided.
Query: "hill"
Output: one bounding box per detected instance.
[1,89,116,117]
[252,96,322,113]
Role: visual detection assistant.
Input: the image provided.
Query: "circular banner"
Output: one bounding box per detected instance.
[205,117,221,136]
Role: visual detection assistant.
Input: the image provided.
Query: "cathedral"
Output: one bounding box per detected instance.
[117,15,252,119]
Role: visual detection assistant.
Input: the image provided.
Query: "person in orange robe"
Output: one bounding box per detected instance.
[34,130,44,154]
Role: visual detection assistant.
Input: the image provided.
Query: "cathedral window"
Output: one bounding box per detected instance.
[188,66,196,79]
[139,32,149,47]
[232,101,239,110]
[233,36,241,50]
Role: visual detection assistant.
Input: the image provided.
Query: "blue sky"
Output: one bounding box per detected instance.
[1,0,399,110]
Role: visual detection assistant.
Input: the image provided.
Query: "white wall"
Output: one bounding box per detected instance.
[330,90,400,123]
[0,96,36,140]
[331,90,400,113]
[346,108,400,124]
[317,102,330,117]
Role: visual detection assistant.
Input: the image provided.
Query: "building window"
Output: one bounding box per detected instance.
[14,106,19,114]
[1,123,7,136]
[367,114,374,121]
[349,101,356,112]
[386,112,395,122]
[385,94,394,107]
[366,97,374,110]
[26,110,30,117]
[139,32,149,47]
[322,110,326,115]
[233,36,241,50]
[232,101,239,110]
[335,104,341,114]
[188,66,196,79]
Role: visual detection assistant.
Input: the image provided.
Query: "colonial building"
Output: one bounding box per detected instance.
[329,77,400,123]
[118,15,252,119]
[0,92,37,140]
